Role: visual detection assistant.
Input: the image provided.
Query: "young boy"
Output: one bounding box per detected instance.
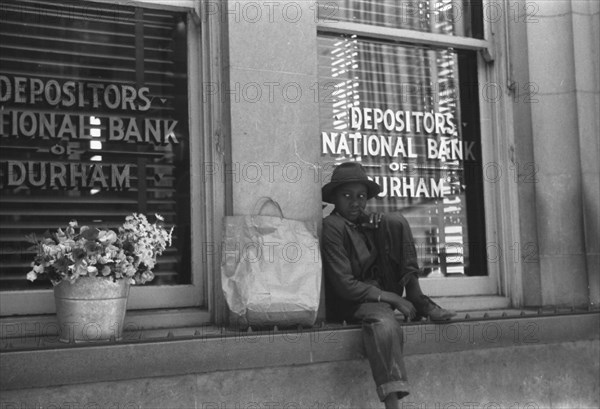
[321,161,456,407]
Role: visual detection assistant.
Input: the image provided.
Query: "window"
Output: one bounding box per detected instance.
[319,0,483,37]
[0,0,206,316]
[317,0,502,297]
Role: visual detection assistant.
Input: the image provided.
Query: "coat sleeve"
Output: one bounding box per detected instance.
[321,217,380,303]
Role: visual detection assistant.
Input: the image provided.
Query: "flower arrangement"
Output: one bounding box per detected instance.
[26,213,173,285]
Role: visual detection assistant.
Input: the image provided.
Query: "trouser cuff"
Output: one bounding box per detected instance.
[376,380,409,402]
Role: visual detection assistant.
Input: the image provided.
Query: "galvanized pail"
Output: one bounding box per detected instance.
[53,277,130,343]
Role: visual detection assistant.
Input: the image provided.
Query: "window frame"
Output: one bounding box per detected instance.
[0,0,217,324]
[316,1,519,305]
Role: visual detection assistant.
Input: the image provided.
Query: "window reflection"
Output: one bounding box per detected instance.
[319,34,487,277]
[0,1,191,289]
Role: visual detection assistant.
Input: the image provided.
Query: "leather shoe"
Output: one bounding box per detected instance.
[415,295,456,322]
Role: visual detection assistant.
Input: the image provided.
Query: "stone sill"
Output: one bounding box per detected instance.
[1,309,598,391]
[0,295,511,347]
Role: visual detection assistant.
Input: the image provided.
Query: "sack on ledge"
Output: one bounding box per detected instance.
[221,197,322,329]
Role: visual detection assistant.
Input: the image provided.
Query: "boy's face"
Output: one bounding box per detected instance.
[332,182,368,222]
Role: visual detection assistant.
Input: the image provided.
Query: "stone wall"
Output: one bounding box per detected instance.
[1,340,598,409]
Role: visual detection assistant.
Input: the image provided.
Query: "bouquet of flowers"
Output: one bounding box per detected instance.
[26,213,173,285]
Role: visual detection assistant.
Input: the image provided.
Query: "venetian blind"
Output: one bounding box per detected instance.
[0,0,191,290]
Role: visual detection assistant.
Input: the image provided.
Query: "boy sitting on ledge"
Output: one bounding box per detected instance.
[321,161,456,408]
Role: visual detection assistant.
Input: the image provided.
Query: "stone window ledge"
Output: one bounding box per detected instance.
[1,308,598,391]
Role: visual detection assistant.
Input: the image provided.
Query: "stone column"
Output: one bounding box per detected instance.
[526,0,590,306]
[225,0,321,220]
[571,0,599,305]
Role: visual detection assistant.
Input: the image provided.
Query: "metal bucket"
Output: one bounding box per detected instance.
[54,277,130,343]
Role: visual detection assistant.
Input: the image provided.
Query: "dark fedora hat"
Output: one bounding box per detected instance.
[322,162,382,203]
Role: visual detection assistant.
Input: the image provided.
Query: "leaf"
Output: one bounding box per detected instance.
[72,248,86,261]
[24,233,40,244]
[80,227,100,241]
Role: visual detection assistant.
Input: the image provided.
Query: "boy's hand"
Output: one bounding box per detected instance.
[380,291,416,321]
[394,297,416,321]
[360,212,384,229]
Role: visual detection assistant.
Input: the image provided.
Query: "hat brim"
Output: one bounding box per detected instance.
[322,179,381,203]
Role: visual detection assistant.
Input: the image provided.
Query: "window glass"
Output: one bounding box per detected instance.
[0,1,191,290]
[318,33,487,278]
[317,0,484,38]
